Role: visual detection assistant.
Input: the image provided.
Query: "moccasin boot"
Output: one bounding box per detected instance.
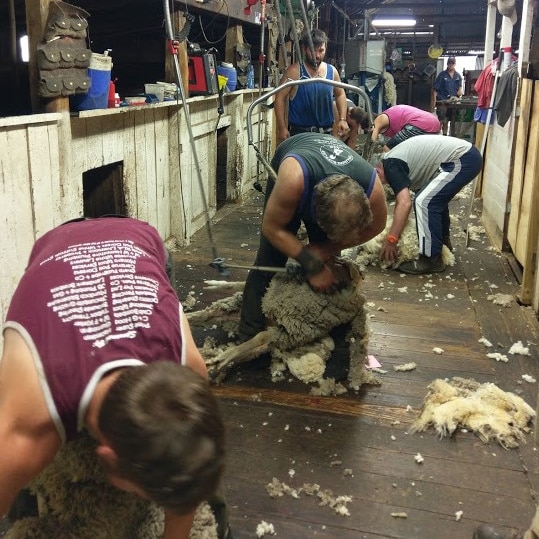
[398,254,446,275]
[473,524,522,539]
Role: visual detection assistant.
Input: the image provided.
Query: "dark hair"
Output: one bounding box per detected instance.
[349,107,371,130]
[300,28,328,48]
[314,174,373,242]
[99,362,225,515]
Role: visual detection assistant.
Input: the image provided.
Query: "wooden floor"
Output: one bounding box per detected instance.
[173,188,539,539]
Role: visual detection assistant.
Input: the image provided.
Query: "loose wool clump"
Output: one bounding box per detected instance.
[411,377,536,449]
[5,432,217,539]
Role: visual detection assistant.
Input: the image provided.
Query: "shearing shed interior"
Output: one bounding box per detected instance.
[2,0,539,538]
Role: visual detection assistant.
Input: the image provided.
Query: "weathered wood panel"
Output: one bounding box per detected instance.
[507,77,533,258]
[516,81,539,303]
[0,113,63,324]
[481,101,517,249]
[0,91,273,345]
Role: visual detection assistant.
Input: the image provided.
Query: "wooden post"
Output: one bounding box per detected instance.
[25,0,69,113]
[518,81,539,304]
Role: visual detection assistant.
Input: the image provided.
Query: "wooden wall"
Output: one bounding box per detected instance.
[0,112,67,324]
[0,89,271,326]
[481,114,515,250]
[481,76,539,310]
[506,79,539,306]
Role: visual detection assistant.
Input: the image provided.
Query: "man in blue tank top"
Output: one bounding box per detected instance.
[238,133,387,343]
[274,29,349,144]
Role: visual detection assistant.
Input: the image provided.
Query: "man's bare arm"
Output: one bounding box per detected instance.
[261,157,306,259]
[0,329,62,517]
[274,65,298,142]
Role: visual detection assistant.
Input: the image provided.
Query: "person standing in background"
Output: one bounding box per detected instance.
[274,29,349,144]
[432,57,463,135]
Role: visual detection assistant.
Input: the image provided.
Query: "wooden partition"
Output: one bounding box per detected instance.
[0,90,272,332]
[507,80,539,304]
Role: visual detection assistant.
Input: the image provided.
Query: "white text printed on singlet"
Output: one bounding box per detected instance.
[42,240,159,348]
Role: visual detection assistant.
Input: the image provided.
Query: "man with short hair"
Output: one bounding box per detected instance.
[238,132,387,341]
[274,29,349,144]
[377,135,482,275]
[0,216,230,539]
[433,56,463,135]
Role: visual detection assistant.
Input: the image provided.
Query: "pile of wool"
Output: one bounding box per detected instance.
[5,432,217,539]
[411,377,536,449]
[188,260,380,392]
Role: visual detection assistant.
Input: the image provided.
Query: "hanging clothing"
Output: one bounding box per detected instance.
[494,65,519,127]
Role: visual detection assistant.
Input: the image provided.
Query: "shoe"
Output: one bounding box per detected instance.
[398,254,446,275]
[473,524,522,539]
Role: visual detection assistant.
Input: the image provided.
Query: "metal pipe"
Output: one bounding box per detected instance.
[246,78,374,179]
[162,0,219,261]
[9,0,17,64]
[256,0,268,187]
[297,0,315,60]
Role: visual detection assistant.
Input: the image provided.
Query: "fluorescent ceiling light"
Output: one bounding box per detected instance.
[376,31,433,36]
[372,18,416,27]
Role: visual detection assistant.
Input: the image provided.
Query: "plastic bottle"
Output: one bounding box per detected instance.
[107,80,116,108]
[246,64,254,89]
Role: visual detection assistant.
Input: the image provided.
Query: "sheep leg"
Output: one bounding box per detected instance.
[209,329,275,380]
[203,280,245,292]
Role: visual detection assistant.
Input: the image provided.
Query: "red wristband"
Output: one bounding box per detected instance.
[387,234,398,245]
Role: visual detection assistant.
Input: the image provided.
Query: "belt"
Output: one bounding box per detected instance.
[289,125,332,134]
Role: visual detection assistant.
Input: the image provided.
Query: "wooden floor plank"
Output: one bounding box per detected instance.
[180,192,539,539]
[221,399,534,537]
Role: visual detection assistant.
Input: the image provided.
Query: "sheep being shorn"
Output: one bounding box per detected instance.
[4,432,217,539]
[191,259,381,394]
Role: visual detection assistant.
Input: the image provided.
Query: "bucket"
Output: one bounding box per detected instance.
[71,53,112,111]
[217,63,237,92]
